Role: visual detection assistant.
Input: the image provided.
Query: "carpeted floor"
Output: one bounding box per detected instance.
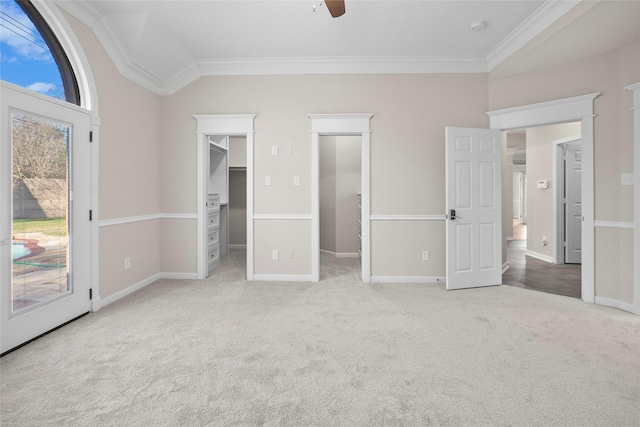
[1,250,639,426]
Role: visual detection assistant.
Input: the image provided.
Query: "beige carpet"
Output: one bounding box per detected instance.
[1,250,639,426]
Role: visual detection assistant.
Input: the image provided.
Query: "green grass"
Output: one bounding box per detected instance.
[13,217,67,237]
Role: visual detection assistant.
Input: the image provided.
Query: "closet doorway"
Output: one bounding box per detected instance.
[310,114,373,282]
[319,136,361,281]
[228,136,248,270]
[194,114,255,281]
[228,137,247,250]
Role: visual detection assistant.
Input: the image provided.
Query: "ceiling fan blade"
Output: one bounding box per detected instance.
[325,0,345,18]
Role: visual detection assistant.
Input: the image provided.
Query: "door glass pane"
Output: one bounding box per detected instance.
[11,112,70,312]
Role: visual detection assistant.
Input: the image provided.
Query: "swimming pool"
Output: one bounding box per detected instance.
[12,242,31,260]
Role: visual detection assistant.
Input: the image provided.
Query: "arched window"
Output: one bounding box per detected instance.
[0,0,79,105]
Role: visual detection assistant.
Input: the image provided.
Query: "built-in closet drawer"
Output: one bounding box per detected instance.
[208,229,220,247]
[208,211,220,229]
[208,194,220,212]
[207,193,222,274]
[207,246,220,267]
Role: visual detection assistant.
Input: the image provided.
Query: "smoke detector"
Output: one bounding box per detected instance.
[470,20,487,31]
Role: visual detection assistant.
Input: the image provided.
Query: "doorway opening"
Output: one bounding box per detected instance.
[487,93,598,303]
[502,122,582,299]
[319,135,362,281]
[193,114,255,281]
[227,136,248,273]
[310,114,372,282]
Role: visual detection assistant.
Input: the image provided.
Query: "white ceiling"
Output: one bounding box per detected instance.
[56,1,639,95]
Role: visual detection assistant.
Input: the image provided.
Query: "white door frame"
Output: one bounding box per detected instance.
[28,1,101,312]
[310,114,373,282]
[552,135,581,264]
[193,114,256,280]
[487,93,599,304]
[1,82,93,353]
[626,82,640,316]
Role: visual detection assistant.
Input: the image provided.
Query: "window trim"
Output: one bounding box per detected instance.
[15,0,80,106]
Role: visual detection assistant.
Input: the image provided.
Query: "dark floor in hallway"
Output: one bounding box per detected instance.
[502,240,581,299]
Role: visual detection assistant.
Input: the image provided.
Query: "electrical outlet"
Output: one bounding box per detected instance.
[541,236,548,247]
[422,251,430,261]
[621,173,634,186]
[272,250,279,260]
[271,146,279,156]
[293,176,300,186]
[124,257,131,269]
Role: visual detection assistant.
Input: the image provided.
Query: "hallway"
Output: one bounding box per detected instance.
[502,240,581,299]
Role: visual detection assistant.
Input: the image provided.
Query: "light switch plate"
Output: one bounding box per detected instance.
[293,176,300,186]
[265,176,271,186]
[621,173,634,186]
[271,146,278,156]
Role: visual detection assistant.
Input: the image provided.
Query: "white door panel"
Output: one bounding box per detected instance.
[1,83,92,354]
[565,141,582,264]
[446,127,502,290]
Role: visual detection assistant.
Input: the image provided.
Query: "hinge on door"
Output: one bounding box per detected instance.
[89,131,93,142]
[89,288,93,300]
[89,210,92,221]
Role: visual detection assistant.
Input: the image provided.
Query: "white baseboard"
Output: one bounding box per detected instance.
[253,274,314,282]
[320,249,359,258]
[99,271,197,308]
[595,296,634,314]
[525,250,554,263]
[100,273,162,308]
[502,263,510,273]
[371,275,445,284]
[159,272,198,280]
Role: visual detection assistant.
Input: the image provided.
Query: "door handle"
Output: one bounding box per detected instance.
[449,209,463,220]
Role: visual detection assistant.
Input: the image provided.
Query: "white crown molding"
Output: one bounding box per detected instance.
[486,0,580,70]
[56,1,165,94]
[161,60,201,95]
[197,55,487,76]
[57,0,577,96]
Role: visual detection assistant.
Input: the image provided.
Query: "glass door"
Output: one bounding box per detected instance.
[1,82,92,354]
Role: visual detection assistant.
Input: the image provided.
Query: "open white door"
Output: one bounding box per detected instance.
[1,83,92,354]
[564,141,582,264]
[445,127,502,290]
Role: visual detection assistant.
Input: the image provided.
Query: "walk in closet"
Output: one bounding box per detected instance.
[205,135,247,276]
[207,136,229,274]
[228,137,247,249]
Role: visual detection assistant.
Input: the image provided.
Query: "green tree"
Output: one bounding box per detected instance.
[12,114,68,180]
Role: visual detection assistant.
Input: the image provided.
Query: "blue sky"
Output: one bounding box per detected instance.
[0,0,64,100]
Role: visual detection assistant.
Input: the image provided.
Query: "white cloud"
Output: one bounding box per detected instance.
[0,2,52,61]
[26,82,56,93]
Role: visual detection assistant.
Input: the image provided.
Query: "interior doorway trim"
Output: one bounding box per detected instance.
[552,135,581,265]
[193,114,256,280]
[487,93,599,304]
[309,114,373,282]
[626,82,640,315]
